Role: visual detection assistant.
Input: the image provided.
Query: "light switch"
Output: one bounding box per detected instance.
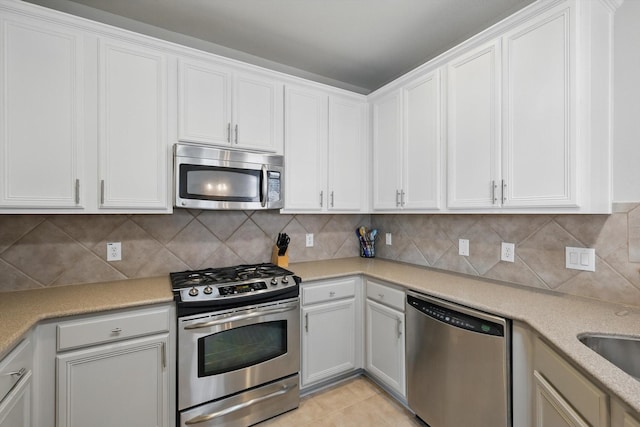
[565,247,595,272]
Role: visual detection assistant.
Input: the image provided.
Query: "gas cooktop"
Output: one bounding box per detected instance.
[170,263,298,306]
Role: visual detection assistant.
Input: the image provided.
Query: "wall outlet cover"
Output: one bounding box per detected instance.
[501,242,515,262]
[107,242,121,261]
[458,239,469,256]
[305,233,314,247]
[385,233,392,245]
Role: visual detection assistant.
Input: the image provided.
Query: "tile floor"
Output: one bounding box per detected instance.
[257,375,423,427]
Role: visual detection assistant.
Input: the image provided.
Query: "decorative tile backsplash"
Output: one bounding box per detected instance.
[0,210,367,291]
[2,207,640,308]
[372,205,640,307]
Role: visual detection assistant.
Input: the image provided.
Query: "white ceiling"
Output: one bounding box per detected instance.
[25,0,535,94]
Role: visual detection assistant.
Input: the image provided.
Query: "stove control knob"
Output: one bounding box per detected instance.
[281,276,289,284]
[203,286,213,295]
[270,277,279,286]
[188,287,199,297]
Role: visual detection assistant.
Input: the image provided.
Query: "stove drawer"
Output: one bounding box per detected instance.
[302,277,357,305]
[57,305,171,351]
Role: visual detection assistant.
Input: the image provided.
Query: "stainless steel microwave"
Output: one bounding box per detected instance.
[174,143,284,210]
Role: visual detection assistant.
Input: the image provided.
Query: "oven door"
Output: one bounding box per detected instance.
[177,298,300,410]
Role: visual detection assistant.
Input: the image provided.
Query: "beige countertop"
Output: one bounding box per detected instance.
[290,258,640,415]
[0,275,173,358]
[1,258,639,415]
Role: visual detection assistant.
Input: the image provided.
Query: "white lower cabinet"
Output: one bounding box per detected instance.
[0,338,33,427]
[300,277,362,388]
[364,279,405,398]
[53,304,175,427]
[533,337,608,427]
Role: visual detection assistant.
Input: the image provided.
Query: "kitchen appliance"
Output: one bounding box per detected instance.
[174,142,284,210]
[171,263,300,427]
[405,290,511,427]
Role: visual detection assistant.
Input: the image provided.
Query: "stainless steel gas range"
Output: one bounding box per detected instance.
[171,263,301,427]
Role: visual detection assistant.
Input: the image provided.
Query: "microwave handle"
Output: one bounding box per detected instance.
[260,165,268,207]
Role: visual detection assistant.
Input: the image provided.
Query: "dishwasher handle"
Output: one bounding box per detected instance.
[406,292,506,337]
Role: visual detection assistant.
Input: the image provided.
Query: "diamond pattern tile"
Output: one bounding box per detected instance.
[1,209,640,308]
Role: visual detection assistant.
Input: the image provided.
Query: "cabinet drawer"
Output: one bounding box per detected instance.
[534,337,608,427]
[57,306,171,351]
[366,279,405,311]
[302,278,357,305]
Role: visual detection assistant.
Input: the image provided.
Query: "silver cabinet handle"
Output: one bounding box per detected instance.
[396,317,402,338]
[330,191,334,208]
[100,180,105,205]
[111,327,122,334]
[492,180,497,204]
[4,368,26,378]
[378,293,384,299]
[234,124,238,144]
[401,190,405,206]
[185,305,298,330]
[161,342,166,369]
[305,313,309,332]
[320,191,323,207]
[75,179,80,204]
[227,123,231,143]
[396,190,401,207]
[185,383,296,425]
[502,179,507,203]
[329,291,336,297]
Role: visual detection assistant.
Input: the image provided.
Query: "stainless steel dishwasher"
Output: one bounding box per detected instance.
[406,290,511,427]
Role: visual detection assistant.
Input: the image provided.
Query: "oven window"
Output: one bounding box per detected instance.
[180,164,260,202]
[197,321,287,376]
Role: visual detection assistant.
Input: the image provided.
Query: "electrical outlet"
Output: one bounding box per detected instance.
[385,233,392,245]
[501,242,515,262]
[107,242,121,261]
[458,239,469,256]
[305,233,314,247]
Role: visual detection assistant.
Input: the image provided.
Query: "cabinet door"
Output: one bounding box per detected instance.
[366,299,405,397]
[98,37,168,210]
[502,3,576,207]
[234,72,282,152]
[284,86,327,211]
[57,335,168,427]
[372,91,402,210]
[533,371,589,427]
[0,371,31,427]
[178,58,232,145]
[447,41,501,209]
[0,14,84,208]
[301,299,357,387]
[328,96,366,211]
[403,70,442,210]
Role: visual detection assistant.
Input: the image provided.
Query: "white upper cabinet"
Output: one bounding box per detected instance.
[178,58,283,153]
[372,90,402,210]
[328,96,367,211]
[372,69,442,211]
[0,12,85,209]
[502,2,576,208]
[284,84,366,213]
[447,41,501,209]
[178,59,232,145]
[98,37,169,211]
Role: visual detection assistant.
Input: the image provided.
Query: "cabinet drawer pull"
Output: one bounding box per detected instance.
[378,293,384,299]
[396,317,402,338]
[227,123,231,143]
[100,180,105,205]
[396,190,401,207]
[400,190,405,207]
[329,291,336,297]
[502,179,506,203]
[330,191,334,208]
[111,327,122,334]
[75,179,80,204]
[234,124,238,144]
[305,313,309,332]
[492,180,497,204]
[320,191,323,207]
[4,367,26,379]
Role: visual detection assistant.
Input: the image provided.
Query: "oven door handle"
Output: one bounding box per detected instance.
[183,305,298,330]
[184,382,296,425]
[260,164,268,207]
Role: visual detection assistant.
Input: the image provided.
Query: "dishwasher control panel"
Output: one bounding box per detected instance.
[407,294,504,336]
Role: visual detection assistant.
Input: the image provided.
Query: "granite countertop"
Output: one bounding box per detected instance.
[290,258,640,415]
[1,257,639,415]
[0,275,173,357]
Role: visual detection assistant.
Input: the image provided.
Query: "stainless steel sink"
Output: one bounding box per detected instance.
[578,334,640,381]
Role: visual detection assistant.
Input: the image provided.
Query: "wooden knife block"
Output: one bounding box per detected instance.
[271,245,289,267]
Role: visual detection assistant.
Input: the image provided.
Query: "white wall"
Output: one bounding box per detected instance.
[613,0,640,202]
